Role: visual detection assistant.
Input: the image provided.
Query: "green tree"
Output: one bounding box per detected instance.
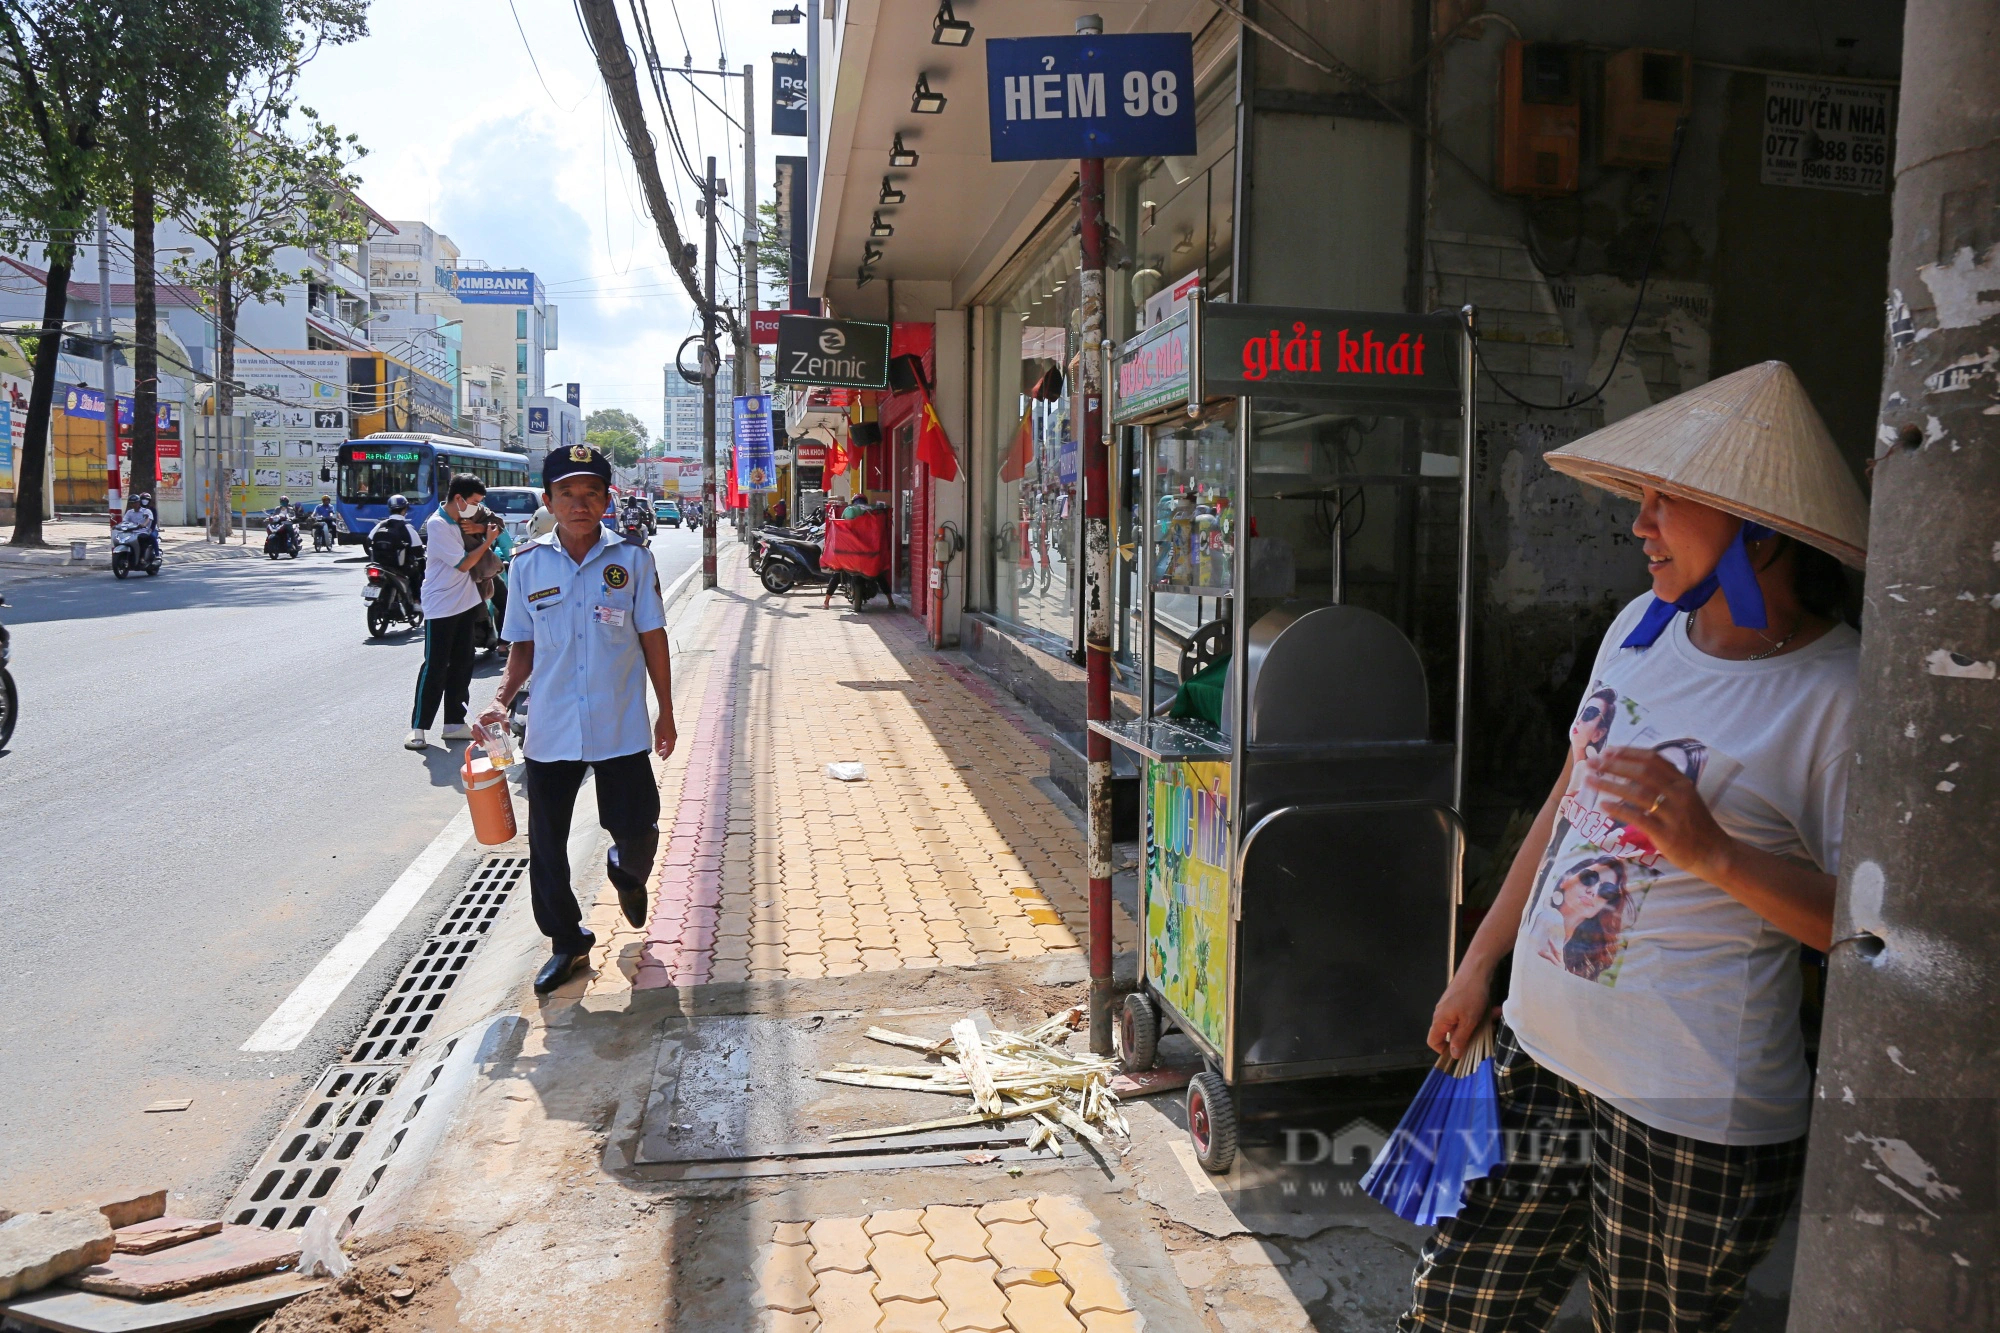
[586,427,641,468]
[103,1,289,526]
[584,407,649,448]
[165,4,369,419]
[756,197,789,302]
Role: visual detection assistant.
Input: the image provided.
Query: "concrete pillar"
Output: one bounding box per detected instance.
[1789,1,2000,1327]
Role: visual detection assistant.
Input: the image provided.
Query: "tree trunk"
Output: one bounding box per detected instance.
[130,172,158,522]
[10,251,74,546]
[1787,0,2000,1326]
[215,258,235,418]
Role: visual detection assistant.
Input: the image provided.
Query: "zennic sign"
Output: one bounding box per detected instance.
[774,315,890,389]
[985,32,1196,162]
[451,269,537,304]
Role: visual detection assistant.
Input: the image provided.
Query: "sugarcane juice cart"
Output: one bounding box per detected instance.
[1093,296,1475,1171]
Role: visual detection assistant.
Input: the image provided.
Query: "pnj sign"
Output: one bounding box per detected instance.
[985,33,1196,162]
[451,269,538,304]
[1200,306,1463,410]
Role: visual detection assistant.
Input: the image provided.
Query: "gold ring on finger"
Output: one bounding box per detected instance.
[1646,794,1664,816]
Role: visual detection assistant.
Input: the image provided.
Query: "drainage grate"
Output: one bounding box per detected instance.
[345,856,523,1063]
[225,1064,404,1231]
[230,854,525,1229]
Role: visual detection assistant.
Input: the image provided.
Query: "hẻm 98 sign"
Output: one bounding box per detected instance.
[985,32,1196,162]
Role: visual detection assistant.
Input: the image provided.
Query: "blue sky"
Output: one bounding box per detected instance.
[292,0,796,436]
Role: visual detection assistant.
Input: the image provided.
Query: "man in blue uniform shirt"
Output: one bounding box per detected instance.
[481,445,678,993]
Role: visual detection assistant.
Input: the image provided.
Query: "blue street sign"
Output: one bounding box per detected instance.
[733,395,776,492]
[985,32,1195,162]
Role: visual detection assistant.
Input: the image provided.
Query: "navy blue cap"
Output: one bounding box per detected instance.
[543,443,612,490]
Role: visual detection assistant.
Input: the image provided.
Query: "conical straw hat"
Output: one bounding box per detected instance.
[1545,361,1869,567]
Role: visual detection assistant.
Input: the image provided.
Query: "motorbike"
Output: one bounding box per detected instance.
[750,521,823,575]
[311,513,336,552]
[264,510,302,560]
[0,594,15,750]
[758,530,884,609]
[110,520,162,579]
[619,510,650,546]
[364,542,425,638]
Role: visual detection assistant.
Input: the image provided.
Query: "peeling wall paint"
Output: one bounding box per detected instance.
[1917,243,2000,331]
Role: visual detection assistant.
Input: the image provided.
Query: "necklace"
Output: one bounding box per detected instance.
[1748,624,1801,660]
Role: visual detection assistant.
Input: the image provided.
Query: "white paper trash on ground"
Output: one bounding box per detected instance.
[825,762,866,782]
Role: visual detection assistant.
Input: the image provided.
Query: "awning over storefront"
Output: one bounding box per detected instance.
[811,0,1213,315]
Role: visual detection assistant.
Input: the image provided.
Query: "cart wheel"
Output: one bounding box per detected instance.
[1186,1071,1237,1173]
[1118,992,1159,1074]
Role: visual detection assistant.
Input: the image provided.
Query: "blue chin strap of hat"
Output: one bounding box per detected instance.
[1622,521,1775,649]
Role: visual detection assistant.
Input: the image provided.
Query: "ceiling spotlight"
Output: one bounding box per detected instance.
[857,266,877,287]
[870,213,894,238]
[911,73,946,114]
[889,133,918,167]
[863,243,884,266]
[879,177,906,205]
[931,0,973,46]
[772,6,802,23]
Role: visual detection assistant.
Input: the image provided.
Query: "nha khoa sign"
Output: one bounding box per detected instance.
[1200,305,1463,410]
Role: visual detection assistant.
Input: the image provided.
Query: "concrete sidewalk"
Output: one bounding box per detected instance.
[265,553,1446,1333]
[0,519,268,570]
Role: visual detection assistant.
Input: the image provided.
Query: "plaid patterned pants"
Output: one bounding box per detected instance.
[1398,1023,1805,1332]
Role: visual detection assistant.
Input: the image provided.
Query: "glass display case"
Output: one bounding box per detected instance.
[1149,413,1236,596]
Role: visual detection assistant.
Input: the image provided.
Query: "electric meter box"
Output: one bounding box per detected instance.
[1601,48,1691,167]
[1496,41,1580,196]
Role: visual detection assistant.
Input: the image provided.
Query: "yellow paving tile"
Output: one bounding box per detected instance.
[865,1207,931,1236]
[1028,1198,1099,1251]
[759,1310,823,1332]
[1078,1312,1142,1333]
[774,1221,812,1246]
[920,1206,989,1262]
[878,1298,950,1333]
[984,1221,1059,1271]
[807,1216,875,1274]
[1052,1244,1130,1316]
[757,1242,819,1314]
[812,1269,885,1333]
[869,1231,941,1304]
[974,1201,1038,1228]
[1002,1282,1084,1333]
[934,1256,1009,1332]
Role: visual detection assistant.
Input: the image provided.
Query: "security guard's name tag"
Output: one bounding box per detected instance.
[526,586,562,604]
[593,605,626,627]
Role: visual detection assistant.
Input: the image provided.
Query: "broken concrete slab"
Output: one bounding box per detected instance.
[64,1227,300,1299]
[0,1209,116,1300]
[110,1221,222,1256]
[2,1271,323,1332]
[93,1195,165,1231]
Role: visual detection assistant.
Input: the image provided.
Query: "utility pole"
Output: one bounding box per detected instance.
[1075,12,1114,1057]
[806,0,821,304]
[701,155,719,591]
[743,61,762,532]
[1789,1,2000,1325]
[97,207,121,525]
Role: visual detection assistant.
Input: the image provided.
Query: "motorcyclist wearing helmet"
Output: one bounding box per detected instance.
[370,493,425,568]
[126,492,159,564]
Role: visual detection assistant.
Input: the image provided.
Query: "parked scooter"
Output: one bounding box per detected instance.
[110,518,162,578]
[264,509,302,560]
[364,542,425,638]
[0,594,15,751]
[758,530,884,608]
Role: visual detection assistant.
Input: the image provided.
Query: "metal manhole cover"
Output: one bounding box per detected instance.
[635,1008,1035,1167]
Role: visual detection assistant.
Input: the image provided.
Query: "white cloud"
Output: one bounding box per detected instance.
[291,0,792,434]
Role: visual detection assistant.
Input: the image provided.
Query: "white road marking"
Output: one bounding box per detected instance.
[242,808,474,1052]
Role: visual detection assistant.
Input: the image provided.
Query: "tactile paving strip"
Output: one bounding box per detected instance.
[225,1063,404,1231]
[345,855,523,1063]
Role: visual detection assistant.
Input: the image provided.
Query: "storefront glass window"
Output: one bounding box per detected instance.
[983,234,1082,647]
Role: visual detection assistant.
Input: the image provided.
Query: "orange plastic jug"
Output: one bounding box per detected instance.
[462,749,518,845]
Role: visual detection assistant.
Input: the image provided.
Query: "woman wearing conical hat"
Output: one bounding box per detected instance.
[1400,362,1869,1332]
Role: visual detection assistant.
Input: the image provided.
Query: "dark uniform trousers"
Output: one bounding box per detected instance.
[524,751,660,952]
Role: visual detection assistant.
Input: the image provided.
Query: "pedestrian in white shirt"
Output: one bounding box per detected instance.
[1402,363,1870,1333]
[480,445,677,994]
[405,474,498,750]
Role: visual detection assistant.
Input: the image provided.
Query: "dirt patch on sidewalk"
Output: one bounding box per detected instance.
[255,1231,466,1332]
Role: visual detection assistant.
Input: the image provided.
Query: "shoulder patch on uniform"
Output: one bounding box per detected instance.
[603,564,629,589]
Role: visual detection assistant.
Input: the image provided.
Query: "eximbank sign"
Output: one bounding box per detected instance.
[450,269,538,304]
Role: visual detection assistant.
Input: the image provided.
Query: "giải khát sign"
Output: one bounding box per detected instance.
[1200,305,1463,410]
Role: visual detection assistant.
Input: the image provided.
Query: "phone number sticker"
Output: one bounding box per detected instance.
[1760,75,1892,195]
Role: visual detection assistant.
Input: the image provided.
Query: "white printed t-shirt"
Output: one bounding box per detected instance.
[1503,594,1859,1145]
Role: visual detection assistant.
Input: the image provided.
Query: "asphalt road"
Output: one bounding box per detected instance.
[0,524,702,1214]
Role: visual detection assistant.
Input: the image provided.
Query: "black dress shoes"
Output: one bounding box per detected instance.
[607,847,649,928]
[534,926,596,994]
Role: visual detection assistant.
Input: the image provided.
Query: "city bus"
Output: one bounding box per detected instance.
[333,434,532,544]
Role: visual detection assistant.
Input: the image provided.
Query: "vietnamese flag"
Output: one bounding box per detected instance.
[998,405,1033,483]
[916,394,959,482]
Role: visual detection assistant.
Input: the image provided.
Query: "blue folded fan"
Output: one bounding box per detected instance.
[1359,1024,1503,1226]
